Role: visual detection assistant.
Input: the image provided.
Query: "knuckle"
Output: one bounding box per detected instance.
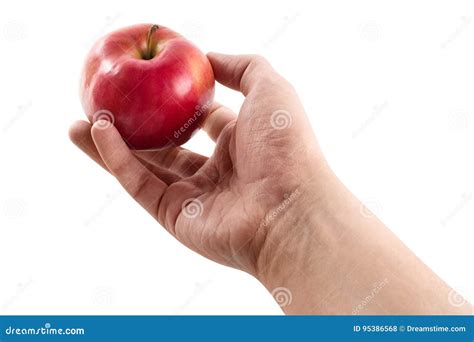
[109,157,130,176]
[128,170,151,199]
[248,54,268,66]
[163,149,181,169]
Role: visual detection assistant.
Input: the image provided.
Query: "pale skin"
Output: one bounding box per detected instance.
[69,53,472,315]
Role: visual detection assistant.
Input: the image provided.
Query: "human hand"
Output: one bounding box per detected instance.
[69,53,327,279]
[70,53,472,315]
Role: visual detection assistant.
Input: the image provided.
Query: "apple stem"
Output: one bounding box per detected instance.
[145,24,159,60]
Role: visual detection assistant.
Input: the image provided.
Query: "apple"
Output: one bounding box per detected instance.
[80,24,215,150]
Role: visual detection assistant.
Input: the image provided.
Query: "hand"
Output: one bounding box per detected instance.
[70,53,472,315]
[69,53,326,277]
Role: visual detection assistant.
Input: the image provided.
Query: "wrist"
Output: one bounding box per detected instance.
[255,164,350,313]
[256,169,473,315]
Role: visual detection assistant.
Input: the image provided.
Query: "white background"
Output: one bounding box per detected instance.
[0,0,472,314]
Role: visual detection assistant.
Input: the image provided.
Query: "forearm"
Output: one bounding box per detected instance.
[257,167,472,315]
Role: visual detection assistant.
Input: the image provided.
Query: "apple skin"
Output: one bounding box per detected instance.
[80,24,215,150]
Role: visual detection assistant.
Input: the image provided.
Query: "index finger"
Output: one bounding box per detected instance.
[207,53,279,96]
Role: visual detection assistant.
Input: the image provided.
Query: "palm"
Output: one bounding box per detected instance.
[171,123,257,273]
[172,115,270,273]
[164,89,311,274]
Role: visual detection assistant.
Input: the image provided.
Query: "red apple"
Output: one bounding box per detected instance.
[80,24,215,150]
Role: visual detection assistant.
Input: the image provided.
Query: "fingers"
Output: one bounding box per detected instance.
[133,158,182,185]
[207,53,278,95]
[134,147,208,177]
[70,121,209,185]
[91,120,168,217]
[202,102,237,142]
[69,120,181,183]
[69,120,108,170]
